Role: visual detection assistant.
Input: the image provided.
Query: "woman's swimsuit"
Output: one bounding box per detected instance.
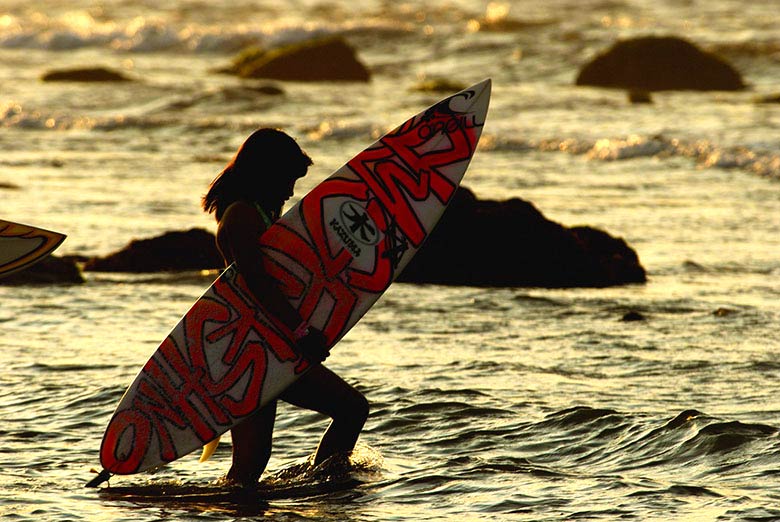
[253,202,273,229]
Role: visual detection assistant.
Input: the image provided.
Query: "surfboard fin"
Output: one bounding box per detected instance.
[200,436,221,462]
[85,468,112,488]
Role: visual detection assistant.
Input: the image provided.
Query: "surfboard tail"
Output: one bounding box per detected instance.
[199,436,221,463]
[85,469,112,488]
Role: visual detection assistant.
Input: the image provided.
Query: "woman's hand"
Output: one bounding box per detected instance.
[295,327,330,363]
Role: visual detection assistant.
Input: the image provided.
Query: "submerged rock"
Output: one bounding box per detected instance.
[0,255,84,285]
[224,36,371,82]
[576,36,745,91]
[398,187,646,287]
[755,93,780,104]
[628,90,653,104]
[621,311,646,322]
[82,191,645,288]
[0,181,21,190]
[41,66,134,82]
[83,228,222,272]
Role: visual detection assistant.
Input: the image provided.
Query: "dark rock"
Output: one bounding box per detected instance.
[576,36,745,91]
[225,36,370,82]
[755,93,780,104]
[249,83,285,96]
[398,187,646,287]
[0,255,84,285]
[682,260,707,272]
[628,90,653,104]
[568,226,646,287]
[41,66,134,82]
[83,228,222,272]
[80,192,645,288]
[713,307,738,317]
[621,311,646,322]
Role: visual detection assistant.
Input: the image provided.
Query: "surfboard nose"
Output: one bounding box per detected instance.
[471,78,491,117]
[447,78,491,125]
[465,78,491,104]
[471,78,491,96]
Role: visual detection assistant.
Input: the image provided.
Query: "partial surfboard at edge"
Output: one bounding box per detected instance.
[0,220,66,278]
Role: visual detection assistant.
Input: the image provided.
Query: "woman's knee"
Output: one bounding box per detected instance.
[353,391,370,422]
[338,388,369,426]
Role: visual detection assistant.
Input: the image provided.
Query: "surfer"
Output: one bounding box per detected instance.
[202,128,369,486]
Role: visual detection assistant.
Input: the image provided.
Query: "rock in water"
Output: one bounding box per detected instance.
[398,187,646,288]
[80,193,646,288]
[83,228,222,272]
[41,67,134,82]
[0,256,84,285]
[576,36,745,91]
[226,36,371,82]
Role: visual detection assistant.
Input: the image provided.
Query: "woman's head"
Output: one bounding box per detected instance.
[203,128,313,220]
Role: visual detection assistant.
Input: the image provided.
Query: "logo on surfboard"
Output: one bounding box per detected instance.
[329,200,381,257]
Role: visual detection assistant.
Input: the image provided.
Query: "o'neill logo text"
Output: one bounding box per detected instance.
[330,200,380,258]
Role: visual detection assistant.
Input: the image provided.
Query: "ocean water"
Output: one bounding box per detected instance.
[1,0,779,520]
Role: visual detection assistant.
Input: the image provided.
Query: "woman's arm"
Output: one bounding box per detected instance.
[217,201,302,330]
[217,201,329,361]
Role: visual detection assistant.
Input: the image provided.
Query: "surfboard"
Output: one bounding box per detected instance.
[0,220,66,278]
[91,79,491,483]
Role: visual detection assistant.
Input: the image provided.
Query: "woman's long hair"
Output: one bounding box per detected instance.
[202,128,312,221]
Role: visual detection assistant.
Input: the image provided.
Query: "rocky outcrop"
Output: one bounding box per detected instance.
[81,189,645,288]
[83,228,222,272]
[576,36,745,91]
[40,67,134,82]
[223,36,371,82]
[398,187,646,287]
[0,255,84,285]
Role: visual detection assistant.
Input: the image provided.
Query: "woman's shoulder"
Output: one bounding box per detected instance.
[215,201,264,263]
[217,200,265,239]
[220,200,259,223]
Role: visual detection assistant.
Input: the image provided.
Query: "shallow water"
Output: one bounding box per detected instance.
[1,0,780,520]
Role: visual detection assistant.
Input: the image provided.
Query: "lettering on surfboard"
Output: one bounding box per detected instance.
[101,89,483,474]
[102,271,301,473]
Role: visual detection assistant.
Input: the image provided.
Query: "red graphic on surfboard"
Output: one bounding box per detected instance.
[96,80,491,477]
[0,220,66,278]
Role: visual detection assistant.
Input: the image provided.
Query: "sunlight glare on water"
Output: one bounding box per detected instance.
[1,0,780,520]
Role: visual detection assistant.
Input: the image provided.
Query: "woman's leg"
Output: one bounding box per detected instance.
[226,400,277,485]
[280,365,369,465]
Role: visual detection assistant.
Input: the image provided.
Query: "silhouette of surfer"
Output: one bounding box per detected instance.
[202,128,369,486]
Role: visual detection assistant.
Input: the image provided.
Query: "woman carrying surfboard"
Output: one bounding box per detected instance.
[88,81,488,489]
[202,128,369,486]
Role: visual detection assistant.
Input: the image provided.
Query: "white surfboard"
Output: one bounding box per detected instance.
[91,79,491,483]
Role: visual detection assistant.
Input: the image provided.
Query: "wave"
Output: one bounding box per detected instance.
[361,397,780,518]
[0,2,555,59]
[73,85,378,140]
[6,86,777,183]
[709,38,780,58]
[373,397,779,476]
[487,133,780,181]
[517,407,778,475]
[0,11,410,54]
